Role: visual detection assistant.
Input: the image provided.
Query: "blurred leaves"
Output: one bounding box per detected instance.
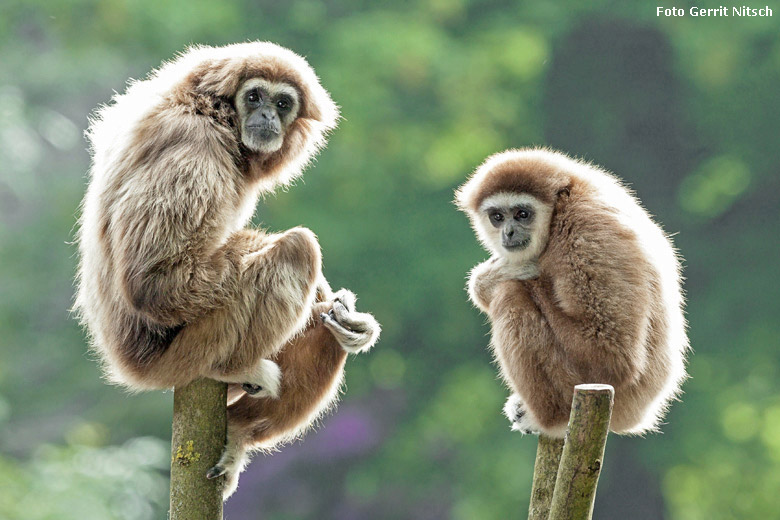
[679,155,751,217]
[0,437,169,520]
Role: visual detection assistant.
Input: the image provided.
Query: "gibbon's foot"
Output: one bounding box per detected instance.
[206,441,245,499]
[241,383,263,395]
[503,393,541,435]
[240,359,282,399]
[212,359,281,398]
[321,289,380,354]
[206,465,225,480]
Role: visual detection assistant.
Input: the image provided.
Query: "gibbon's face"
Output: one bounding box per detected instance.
[236,78,301,154]
[476,192,553,263]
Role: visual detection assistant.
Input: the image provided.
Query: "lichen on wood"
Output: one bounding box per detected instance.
[169,378,227,520]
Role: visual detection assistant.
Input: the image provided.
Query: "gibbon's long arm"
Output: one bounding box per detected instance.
[210,307,346,498]
[530,194,652,388]
[488,279,573,429]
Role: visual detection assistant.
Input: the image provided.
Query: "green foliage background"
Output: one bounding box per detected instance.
[1,1,778,518]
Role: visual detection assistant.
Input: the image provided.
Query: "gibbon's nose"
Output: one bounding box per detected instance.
[260,107,275,120]
[505,228,515,238]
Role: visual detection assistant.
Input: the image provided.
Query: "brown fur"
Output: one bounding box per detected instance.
[456,148,688,437]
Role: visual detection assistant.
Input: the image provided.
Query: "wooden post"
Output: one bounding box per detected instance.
[528,435,565,520]
[548,384,614,520]
[169,378,227,520]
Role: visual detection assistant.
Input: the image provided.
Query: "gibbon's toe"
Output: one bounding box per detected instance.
[206,464,226,480]
[242,383,263,395]
[244,359,281,399]
[503,393,524,422]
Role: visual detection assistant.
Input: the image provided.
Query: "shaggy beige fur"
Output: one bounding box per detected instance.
[74,42,380,495]
[456,148,688,437]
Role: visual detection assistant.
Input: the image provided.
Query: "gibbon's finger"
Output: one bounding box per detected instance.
[334,308,380,339]
[321,312,357,337]
[321,313,374,353]
[332,289,357,313]
[208,440,245,499]
[330,301,368,332]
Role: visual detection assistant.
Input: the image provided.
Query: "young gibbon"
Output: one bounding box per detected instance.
[456,148,688,437]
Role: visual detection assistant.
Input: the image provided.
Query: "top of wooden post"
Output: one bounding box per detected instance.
[573,383,614,395]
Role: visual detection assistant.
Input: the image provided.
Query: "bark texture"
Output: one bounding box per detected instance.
[169,378,227,520]
[528,435,565,520]
[548,384,614,520]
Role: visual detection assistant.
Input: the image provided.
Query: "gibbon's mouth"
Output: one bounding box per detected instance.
[503,239,530,251]
[247,125,281,138]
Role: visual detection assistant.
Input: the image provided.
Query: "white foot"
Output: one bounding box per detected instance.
[503,393,541,434]
[241,359,282,399]
[214,359,282,399]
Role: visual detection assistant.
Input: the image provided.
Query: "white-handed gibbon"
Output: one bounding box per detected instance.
[75,42,380,495]
[455,148,688,437]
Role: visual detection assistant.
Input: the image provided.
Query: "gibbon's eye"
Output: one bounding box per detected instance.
[276,96,292,112]
[247,90,260,103]
[490,212,504,223]
[515,209,531,220]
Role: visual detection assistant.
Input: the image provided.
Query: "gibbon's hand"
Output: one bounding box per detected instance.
[488,255,539,281]
[468,257,509,311]
[321,289,380,354]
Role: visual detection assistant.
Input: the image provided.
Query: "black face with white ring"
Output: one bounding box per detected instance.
[236,78,300,153]
[485,205,536,250]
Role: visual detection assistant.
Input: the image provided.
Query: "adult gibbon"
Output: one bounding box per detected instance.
[75,42,379,496]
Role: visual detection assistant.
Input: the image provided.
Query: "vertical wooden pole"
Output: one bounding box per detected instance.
[548,384,614,520]
[528,435,565,520]
[169,378,227,520]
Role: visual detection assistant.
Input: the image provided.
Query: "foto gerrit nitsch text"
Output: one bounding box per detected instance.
[657,6,773,16]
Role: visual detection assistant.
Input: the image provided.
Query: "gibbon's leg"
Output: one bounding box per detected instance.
[137,227,322,394]
[208,291,379,498]
[490,279,572,435]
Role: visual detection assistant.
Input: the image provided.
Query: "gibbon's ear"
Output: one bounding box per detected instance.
[552,185,571,217]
